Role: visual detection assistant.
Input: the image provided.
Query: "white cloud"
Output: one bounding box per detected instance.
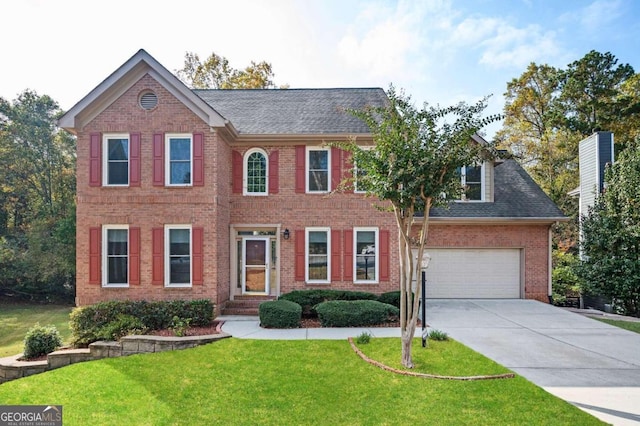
[336,1,427,81]
[478,24,561,69]
[579,0,623,27]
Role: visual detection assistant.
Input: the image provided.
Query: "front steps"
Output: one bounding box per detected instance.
[220,295,276,316]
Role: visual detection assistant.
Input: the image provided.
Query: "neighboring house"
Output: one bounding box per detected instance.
[569,131,615,310]
[58,49,567,310]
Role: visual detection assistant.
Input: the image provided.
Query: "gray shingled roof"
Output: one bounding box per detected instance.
[430,159,567,219]
[193,88,388,134]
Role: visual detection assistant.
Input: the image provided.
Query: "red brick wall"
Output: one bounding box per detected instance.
[75,73,551,308]
[230,146,551,302]
[76,75,224,306]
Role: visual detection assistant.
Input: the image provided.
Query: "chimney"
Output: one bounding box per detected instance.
[578,131,614,218]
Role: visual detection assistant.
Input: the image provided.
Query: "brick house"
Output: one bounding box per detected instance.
[59,49,566,311]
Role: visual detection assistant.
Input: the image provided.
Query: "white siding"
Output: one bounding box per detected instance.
[579,134,598,218]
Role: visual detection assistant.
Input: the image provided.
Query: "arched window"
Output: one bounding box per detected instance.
[244,148,268,195]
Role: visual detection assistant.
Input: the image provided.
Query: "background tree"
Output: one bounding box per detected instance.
[578,143,640,317]
[496,51,637,250]
[176,51,279,89]
[340,86,499,368]
[610,73,640,145]
[561,50,635,140]
[0,90,75,302]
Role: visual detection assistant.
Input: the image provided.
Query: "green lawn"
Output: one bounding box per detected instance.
[0,337,603,425]
[0,303,73,357]
[593,317,640,334]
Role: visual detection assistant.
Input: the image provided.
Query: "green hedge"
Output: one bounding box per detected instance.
[377,291,416,309]
[315,300,399,327]
[259,300,302,329]
[69,299,214,346]
[279,290,379,318]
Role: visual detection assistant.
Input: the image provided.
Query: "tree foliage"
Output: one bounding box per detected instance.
[0,90,75,302]
[176,51,279,89]
[562,50,635,138]
[339,86,500,367]
[578,143,640,317]
[496,51,638,249]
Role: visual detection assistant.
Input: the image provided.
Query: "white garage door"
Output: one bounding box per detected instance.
[423,248,521,299]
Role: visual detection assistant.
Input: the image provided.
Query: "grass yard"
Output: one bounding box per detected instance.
[593,317,640,334]
[0,337,603,425]
[0,303,73,357]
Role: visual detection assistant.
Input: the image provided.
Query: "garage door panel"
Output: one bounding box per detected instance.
[424,249,521,299]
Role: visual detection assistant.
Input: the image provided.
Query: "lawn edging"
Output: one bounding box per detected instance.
[348,337,516,381]
[0,328,231,384]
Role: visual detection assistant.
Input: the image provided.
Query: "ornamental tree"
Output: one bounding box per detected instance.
[578,143,640,317]
[338,86,500,368]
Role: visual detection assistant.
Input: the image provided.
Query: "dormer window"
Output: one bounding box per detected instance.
[461,163,484,201]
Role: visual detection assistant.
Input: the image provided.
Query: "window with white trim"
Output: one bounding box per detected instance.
[103,134,129,186]
[354,227,378,283]
[165,225,192,287]
[306,228,330,283]
[307,147,330,193]
[244,148,268,195]
[461,163,484,201]
[103,225,128,287]
[166,134,192,186]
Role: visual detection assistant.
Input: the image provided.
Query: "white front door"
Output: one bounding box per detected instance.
[242,237,270,294]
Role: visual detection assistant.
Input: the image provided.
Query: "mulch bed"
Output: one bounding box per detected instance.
[293,318,422,328]
[146,321,223,337]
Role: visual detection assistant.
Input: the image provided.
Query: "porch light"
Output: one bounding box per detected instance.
[282,229,290,240]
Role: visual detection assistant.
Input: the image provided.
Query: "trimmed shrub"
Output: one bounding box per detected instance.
[96,314,148,341]
[279,290,378,318]
[70,299,214,346]
[169,316,192,337]
[377,291,401,308]
[23,324,63,359]
[377,290,416,309]
[315,300,399,327]
[259,300,302,329]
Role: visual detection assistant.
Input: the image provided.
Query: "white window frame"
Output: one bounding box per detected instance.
[243,148,269,196]
[165,225,192,288]
[165,133,193,187]
[305,227,331,284]
[353,146,372,194]
[353,227,379,284]
[102,225,129,287]
[306,146,331,193]
[460,162,485,202]
[103,134,129,187]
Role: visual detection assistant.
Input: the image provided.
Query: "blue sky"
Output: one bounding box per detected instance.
[2,0,639,139]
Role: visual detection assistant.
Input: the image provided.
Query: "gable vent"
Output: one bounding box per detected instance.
[139,91,158,110]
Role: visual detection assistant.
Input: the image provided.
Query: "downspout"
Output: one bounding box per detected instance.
[547,224,554,304]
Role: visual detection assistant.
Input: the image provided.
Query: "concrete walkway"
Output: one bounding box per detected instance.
[219,299,640,426]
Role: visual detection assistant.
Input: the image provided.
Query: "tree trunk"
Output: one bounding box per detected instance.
[401,332,414,368]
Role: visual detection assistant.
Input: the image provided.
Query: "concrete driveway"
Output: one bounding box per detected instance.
[425,300,640,426]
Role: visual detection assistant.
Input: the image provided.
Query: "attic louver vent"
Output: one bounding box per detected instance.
[139,91,158,110]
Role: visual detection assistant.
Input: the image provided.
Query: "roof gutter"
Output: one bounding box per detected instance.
[419,216,569,225]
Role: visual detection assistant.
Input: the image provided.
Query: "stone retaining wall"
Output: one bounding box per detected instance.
[0,332,230,384]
